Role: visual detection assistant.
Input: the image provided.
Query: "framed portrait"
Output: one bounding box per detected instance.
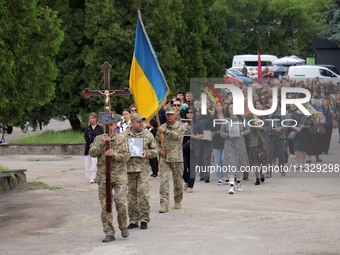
[128,137,144,157]
[202,130,212,140]
[228,122,240,138]
[182,119,192,136]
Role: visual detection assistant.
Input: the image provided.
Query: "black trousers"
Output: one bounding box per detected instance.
[321,125,332,153]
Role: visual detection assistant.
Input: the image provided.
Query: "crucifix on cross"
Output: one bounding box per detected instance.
[82,62,131,213]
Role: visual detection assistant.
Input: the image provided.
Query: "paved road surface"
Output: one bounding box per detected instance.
[0,131,340,255]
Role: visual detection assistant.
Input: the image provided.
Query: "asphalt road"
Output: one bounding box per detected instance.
[0,130,340,255]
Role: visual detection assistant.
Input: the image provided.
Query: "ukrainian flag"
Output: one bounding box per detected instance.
[129,10,170,121]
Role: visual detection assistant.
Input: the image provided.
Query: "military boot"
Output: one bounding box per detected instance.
[102,235,115,242]
[121,228,129,238]
[159,206,169,213]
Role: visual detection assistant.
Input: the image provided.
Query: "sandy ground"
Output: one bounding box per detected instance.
[0,126,340,255]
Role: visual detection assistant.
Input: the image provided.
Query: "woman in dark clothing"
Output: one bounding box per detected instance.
[84,112,104,183]
[182,108,194,192]
[247,100,270,185]
[287,103,298,156]
[197,103,213,183]
[211,102,225,185]
[317,96,337,154]
[336,91,340,143]
[183,108,202,193]
[147,116,159,177]
[306,104,325,163]
[290,109,311,168]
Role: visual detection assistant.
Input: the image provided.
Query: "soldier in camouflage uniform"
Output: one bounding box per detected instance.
[89,122,130,243]
[156,107,185,213]
[121,113,158,230]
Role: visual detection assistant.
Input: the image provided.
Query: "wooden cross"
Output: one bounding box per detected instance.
[82,62,131,213]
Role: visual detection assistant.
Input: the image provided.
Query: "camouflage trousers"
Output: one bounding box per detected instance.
[98,181,127,236]
[159,159,184,207]
[127,171,151,224]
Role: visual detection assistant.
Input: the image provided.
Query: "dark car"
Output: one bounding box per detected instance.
[226,70,253,86]
[316,65,339,75]
[270,66,289,78]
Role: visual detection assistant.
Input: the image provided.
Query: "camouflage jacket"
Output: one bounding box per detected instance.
[155,121,185,162]
[89,133,130,183]
[121,129,158,173]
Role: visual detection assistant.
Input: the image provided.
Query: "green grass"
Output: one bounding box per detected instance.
[0,165,15,179]
[0,165,9,174]
[14,129,84,143]
[20,181,62,190]
[0,165,9,171]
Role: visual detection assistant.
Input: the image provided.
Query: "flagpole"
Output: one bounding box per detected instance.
[156,113,165,152]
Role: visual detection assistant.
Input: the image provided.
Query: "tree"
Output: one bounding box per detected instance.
[83,0,136,119]
[217,0,328,67]
[16,0,89,131]
[144,0,187,94]
[202,0,227,77]
[0,0,63,125]
[320,0,340,46]
[15,0,329,131]
[83,0,187,103]
[41,0,88,131]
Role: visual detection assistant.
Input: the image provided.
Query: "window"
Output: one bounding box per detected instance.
[319,69,336,77]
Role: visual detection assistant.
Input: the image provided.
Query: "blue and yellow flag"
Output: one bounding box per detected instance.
[129,10,170,121]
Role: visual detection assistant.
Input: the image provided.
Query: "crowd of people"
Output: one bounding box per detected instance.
[83,77,340,242]
[188,78,340,193]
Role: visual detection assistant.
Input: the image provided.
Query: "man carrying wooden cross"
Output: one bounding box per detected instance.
[84,62,131,243]
[89,120,130,242]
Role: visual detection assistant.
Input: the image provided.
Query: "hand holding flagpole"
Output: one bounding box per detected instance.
[156,114,166,153]
[129,10,169,154]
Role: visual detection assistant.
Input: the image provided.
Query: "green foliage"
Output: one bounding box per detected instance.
[8,172,16,179]
[203,0,227,77]
[0,166,15,179]
[320,0,340,46]
[0,165,9,173]
[1,0,329,131]
[0,0,64,125]
[14,129,84,143]
[83,0,136,118]
[217,0,329,66]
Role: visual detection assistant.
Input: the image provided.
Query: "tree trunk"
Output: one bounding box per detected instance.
[68,115,81,131]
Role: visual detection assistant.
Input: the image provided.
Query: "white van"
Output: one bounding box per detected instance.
[288,65,340,84]
[232,54,278,68]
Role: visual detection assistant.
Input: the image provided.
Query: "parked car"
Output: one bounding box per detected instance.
[228,67,243,74]
[246,66,258,79]
[232,54,278,68]
[315,65,339,75]
[226,70,253,86]
[227,68,243,76]
[288,65,340,84]
[224,75,243,87]
[270,66,289,78]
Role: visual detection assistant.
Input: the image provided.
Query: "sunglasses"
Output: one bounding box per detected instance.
[173,104,181,107]
[131,109,137,112]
